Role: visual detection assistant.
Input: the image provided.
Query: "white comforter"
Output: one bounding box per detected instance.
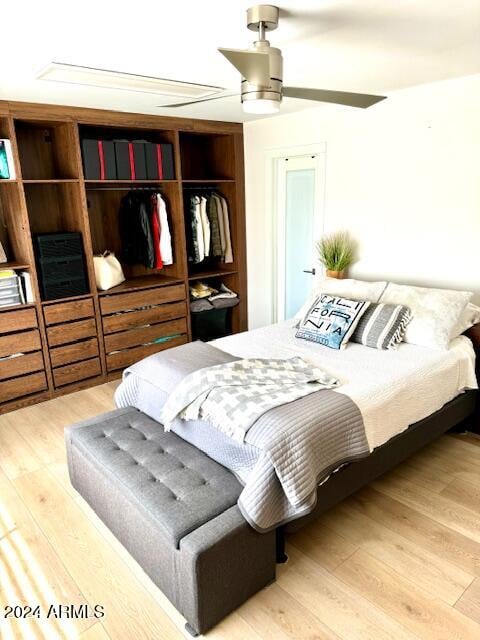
[213,320,478,450]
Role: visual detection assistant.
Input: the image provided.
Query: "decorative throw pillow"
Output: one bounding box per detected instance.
[296,295,370,350]
[351,303,412,350]
[294,277,387,320]
[379,282,472,350]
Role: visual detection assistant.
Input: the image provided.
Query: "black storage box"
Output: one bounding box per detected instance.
[114,140,132,180]
[145,142,175,180]
[101,140,117,179]
[81,139,117,180]
[191,308,231,342]
[159,143,175,179]
[81,139,100,180]
[132,141,147,180]
[33,232,89,301]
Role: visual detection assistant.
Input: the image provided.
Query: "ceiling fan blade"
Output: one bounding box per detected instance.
[283,86,386,108]
[218,48,270,85]
[159,92,238,108]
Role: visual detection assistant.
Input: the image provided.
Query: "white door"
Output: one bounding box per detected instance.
[275,154,325,321]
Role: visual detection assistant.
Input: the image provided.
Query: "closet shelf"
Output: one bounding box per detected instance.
[0,261,30,270]
[98,274,184,296]
[188,269,238,281]
[42,293,93,306]
[22,179,80,184]
[182,179,236,184]
[0,179,18,184]
[85,180,177,185]
[0,302,35,312]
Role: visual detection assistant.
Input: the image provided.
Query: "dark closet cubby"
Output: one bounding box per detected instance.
[15,120,78,180]
[180,133,235,180]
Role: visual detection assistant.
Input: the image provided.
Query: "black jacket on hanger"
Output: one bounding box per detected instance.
[118,192,155,268]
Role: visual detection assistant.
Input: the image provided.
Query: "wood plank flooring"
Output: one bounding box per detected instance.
[0,382,479,639]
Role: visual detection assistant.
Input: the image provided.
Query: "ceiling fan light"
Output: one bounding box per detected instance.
[242,98,280,114]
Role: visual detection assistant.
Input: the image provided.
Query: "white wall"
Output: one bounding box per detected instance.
[244,74,480,329]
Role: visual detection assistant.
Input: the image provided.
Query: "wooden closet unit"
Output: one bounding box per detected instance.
[0,101,247,413]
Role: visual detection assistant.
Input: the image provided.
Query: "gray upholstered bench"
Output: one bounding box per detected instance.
[65,407,276,636]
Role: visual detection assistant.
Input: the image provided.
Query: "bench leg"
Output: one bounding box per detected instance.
[275,527,288,564]
[185,622,200,637]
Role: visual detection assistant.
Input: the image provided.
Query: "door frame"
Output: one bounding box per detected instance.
[265,143,327,323]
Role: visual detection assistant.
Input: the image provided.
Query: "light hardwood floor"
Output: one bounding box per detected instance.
[0,382,479,639]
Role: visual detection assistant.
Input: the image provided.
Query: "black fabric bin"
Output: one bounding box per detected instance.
[191,308,231,341]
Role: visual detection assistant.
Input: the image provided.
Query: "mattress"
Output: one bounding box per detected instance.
[116,320,477,471]
[212,320,478,450]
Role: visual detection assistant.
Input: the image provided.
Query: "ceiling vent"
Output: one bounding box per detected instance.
[37,62,223,99]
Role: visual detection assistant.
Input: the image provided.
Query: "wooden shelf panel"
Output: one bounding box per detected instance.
[85,180,177,185]
[0,302,35,313]
[0,262,30,270]
[0,179,18,184]
[23,179,79,184]
[188,269,238,281]
[97,274,184,296]
[182,179,236,184]
[42,293,93,306]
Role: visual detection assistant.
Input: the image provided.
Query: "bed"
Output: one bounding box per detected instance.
[115,318,479,543]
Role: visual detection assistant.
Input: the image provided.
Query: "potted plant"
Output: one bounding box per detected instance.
[316,231,355,279]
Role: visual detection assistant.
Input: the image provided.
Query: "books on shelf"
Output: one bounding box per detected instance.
[20,271,34,303]
[0,140,15,180]
[0,269,34,307]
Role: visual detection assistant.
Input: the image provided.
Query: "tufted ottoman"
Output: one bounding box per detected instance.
[65,407,276,636]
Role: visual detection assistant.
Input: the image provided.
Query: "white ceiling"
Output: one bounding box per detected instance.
[1,0,479,122]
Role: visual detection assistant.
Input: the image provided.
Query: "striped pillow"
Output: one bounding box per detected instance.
[351,303,412,350]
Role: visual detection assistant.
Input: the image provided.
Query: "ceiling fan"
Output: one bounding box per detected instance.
[161,4,386,114]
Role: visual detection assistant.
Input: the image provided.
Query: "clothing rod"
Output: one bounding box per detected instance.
[183,186,219,190]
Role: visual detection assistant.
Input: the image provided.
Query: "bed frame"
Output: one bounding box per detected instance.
[276,324,480,557]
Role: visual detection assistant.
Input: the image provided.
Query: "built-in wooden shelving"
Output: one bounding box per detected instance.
[0,101,247,413]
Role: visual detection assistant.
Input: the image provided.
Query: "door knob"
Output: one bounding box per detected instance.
[303,268,316,275]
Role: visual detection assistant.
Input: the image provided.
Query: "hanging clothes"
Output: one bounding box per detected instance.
[212,194,226,257]
[200,196,210,258]
[118,190,173,270]
[193,196,205,262]
[207,195,222,257]
[150,194,163,269]
[119,192,155,268]
[218,195,233,264]
[157,194,173,265]
[186,191,233,265]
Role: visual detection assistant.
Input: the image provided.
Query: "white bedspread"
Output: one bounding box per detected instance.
[212,320,478,450]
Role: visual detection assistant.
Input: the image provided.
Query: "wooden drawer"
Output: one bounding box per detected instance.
[0,307,37,334]
[44,298,94,325]
[53,357,101,387]
[102,301,187,334]
[0,352,44,381]
[0,329,41,359]
[47,318,97,347]
[104,318,187,353]
[107,336,188,372]
[0,371,47,403]
[100,284,185,316]
[50,338,99,368]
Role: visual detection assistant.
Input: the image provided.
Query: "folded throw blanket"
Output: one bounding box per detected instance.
[161,356,340,442]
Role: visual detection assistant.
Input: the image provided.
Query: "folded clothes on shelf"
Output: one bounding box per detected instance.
[189,282,239,313]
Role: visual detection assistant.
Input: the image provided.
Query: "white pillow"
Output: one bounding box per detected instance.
[452,302,480,338]
[294,277,387,320]
[379,283,472,350]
